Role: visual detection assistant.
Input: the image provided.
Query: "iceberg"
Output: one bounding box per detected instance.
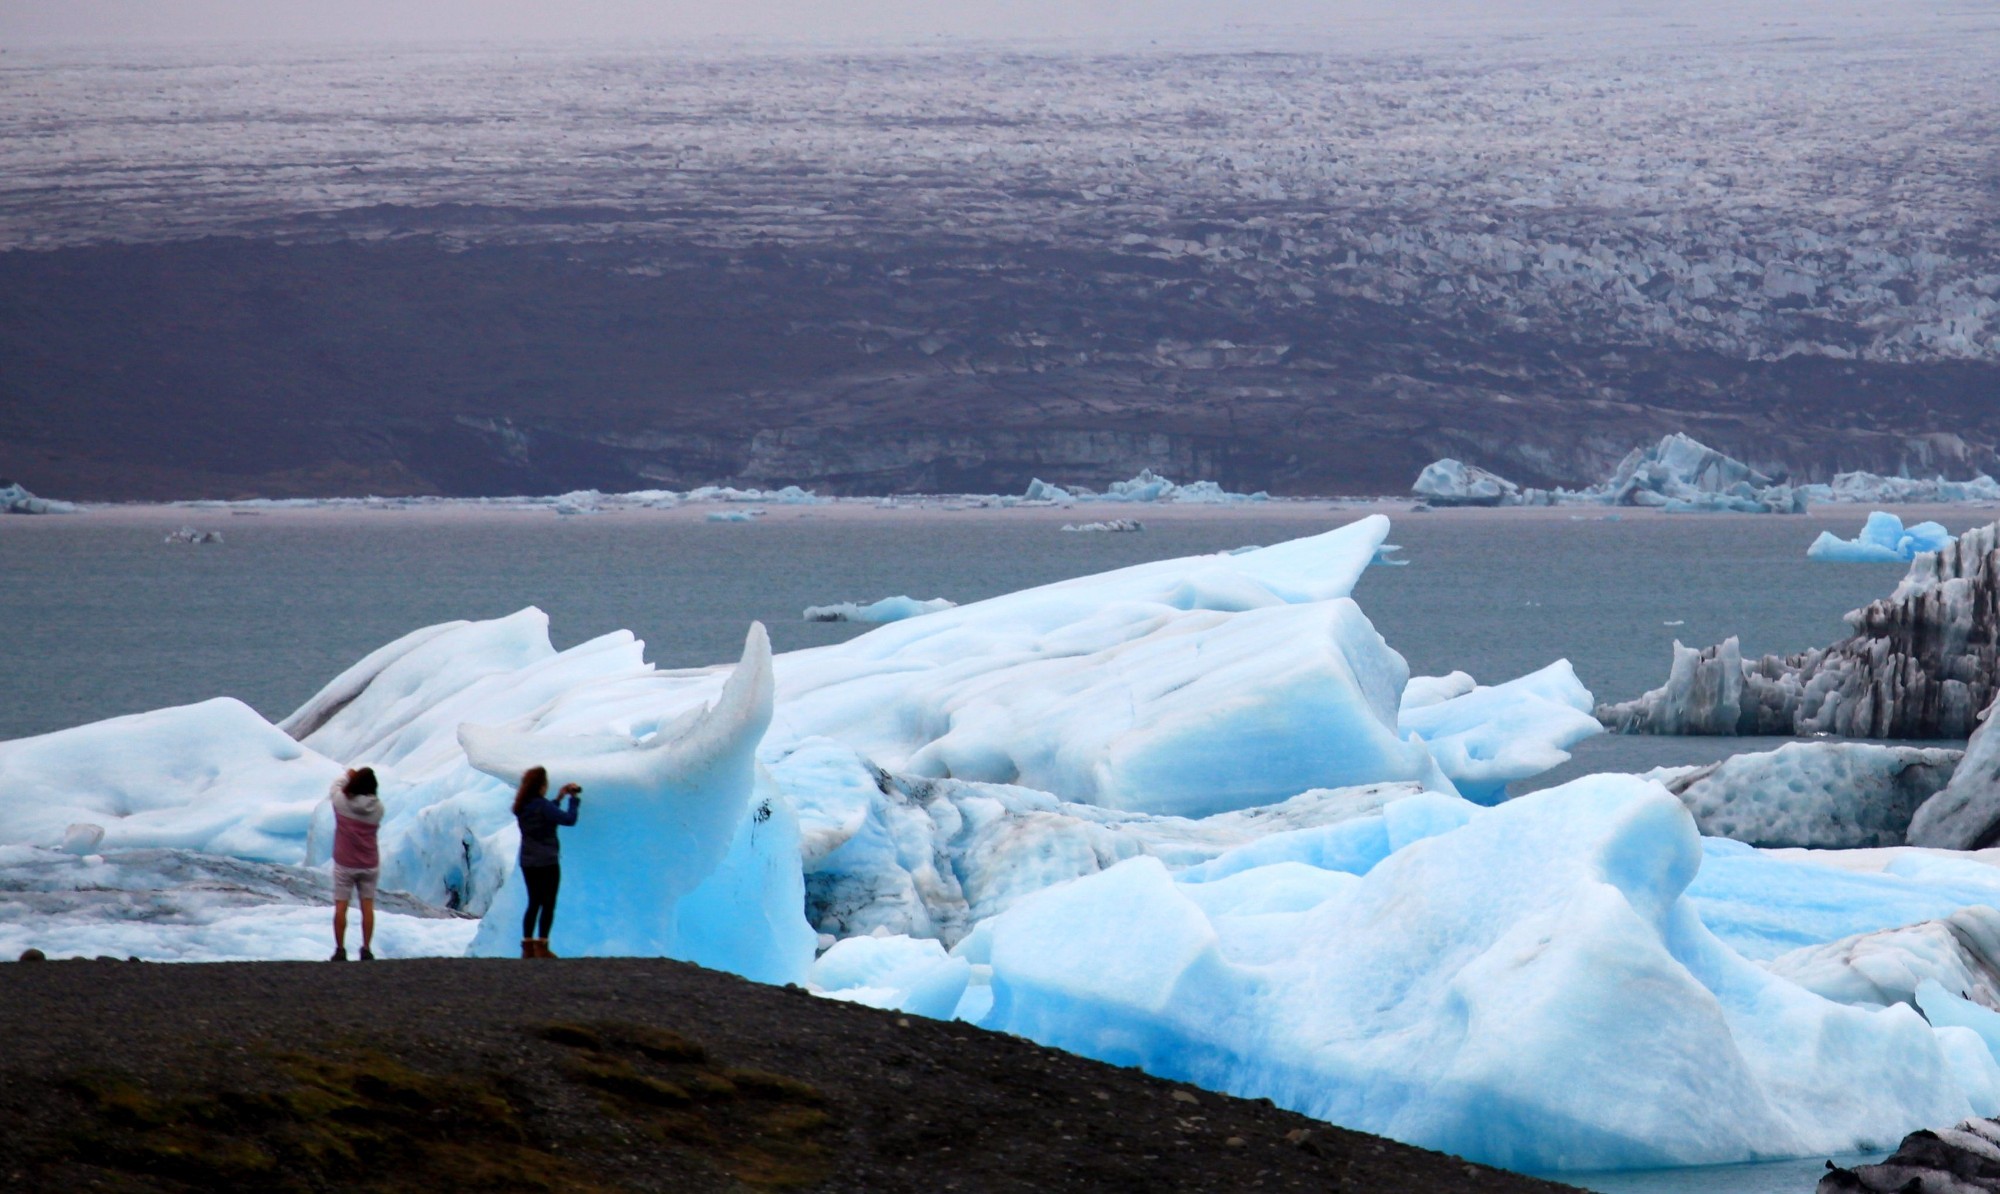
[1410,434,1809,514]
[1809,472,2000,505]
[1600,522,2000,738]
[1021,469,1267,505]
[823,776,1997,1172]
[0,480,78,514]
[1396,661,1604,804]
[1412,458,1522,506]
[1648,742,1962,849]
[457,623,781,959]
[1808,511,1955,563]
[0,697,342,861]
[1907,692,2000,849]
[1060,519,1143,532]
[802,596,956,623]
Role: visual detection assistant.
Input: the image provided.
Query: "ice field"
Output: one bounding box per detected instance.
[9,513,2000,1176]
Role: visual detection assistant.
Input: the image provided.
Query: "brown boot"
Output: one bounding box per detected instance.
[521,938,535,959]
[533,938,558,959]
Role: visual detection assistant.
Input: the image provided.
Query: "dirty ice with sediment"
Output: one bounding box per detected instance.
[12,514,2000,1175]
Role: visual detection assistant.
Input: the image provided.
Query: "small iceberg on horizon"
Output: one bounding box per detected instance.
[1023,469,1268,505]
[1,481,79,515]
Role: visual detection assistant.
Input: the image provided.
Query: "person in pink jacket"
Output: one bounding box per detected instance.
[328,767,385,961]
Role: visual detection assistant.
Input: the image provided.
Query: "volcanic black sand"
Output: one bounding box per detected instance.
[0,956,1579,1193]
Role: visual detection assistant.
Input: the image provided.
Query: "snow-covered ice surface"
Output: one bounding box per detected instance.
[802,596,956,623]
[0,845,476,962]
[17,517,2000,1171]
[1809,511,1956,563]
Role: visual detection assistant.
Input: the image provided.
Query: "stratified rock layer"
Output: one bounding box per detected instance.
[1600,523,2000,738]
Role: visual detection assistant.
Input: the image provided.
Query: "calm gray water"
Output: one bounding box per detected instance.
[0,507,1979,749]
[1558,1154,1887,1193]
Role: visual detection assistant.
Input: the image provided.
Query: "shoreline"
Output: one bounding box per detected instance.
[10,494,2000,530]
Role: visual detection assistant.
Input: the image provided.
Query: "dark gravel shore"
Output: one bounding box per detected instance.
[0,956,1579,1193]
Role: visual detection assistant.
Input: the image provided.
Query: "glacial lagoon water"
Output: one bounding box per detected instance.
[2,502,1991,1193]
[1,502,1972,747]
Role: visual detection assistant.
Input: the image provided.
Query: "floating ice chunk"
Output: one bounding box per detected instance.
[686,484,820,505]
[706,508,761,522]
[1415,436,1810,513]
[1411,458,1521,506]
[0,698,341,862]
[0,481,78,514]
[1808,511,1955,562]
[1033,469,1265,504]
[947,775,1987,1171]
[460,624,785,959]
[802,596,956,623]
[1650,742,1962,849]
[163,526,223,544]
[1061,519,1143,532]
[1396,661,1603,804]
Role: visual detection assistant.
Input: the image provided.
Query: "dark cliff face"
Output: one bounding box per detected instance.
[5,233,1998,501]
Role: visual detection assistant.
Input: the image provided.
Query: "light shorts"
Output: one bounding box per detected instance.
[332,864,380,902]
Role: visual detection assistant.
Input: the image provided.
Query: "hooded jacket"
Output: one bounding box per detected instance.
[330,780,385,871]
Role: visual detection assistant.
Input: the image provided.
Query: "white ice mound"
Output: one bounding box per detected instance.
[0,481,79,514]
[0,698,341,861]
[724,514,1448,815]
[1412,458,1521,506]
[459,623,779,957]
[802,596,956,623]
[1396,661,1602,804]
[1650,741,1962,849]
[894,776,1995,1171]
[1808,511,1955,563]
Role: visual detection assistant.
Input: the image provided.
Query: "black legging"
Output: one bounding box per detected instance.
[522,863,561,939]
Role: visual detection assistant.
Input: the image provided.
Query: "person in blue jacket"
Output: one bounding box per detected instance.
[512,765,581,958]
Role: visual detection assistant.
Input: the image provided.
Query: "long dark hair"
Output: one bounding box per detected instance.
[512,766,549,816]
[343,767,378,798]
